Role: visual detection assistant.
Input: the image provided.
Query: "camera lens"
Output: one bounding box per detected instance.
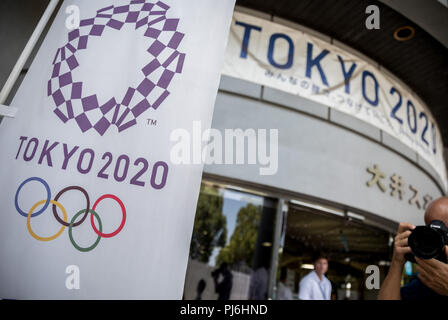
[408,226,444,259]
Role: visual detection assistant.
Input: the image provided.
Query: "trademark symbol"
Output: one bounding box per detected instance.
[147,118,158,126]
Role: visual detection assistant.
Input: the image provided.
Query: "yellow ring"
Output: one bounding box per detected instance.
[27,200,67,241]
[393,26,415,41]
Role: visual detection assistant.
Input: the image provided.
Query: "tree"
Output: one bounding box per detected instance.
[217,203,261,268]
[189,185,227,263]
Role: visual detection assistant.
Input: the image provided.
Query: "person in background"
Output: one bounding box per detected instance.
[195,279,206,300]
[276,267,293,300]
[248,266,269,300]
[249,247,271,300]
[298,253,332,300]
[212,262,233,300]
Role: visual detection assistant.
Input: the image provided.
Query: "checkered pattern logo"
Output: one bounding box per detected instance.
[48,0,186,135]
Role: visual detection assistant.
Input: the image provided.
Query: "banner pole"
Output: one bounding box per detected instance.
[0,0,60,106]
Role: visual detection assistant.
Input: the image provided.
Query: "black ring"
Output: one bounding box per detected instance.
[52,186,90,227]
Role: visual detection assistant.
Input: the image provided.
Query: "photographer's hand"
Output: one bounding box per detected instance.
[378,222,415,300]
[416,246,448,296]
[391,223,415,264]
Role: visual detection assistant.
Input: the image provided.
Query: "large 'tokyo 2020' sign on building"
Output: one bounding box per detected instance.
[223,11,447,190]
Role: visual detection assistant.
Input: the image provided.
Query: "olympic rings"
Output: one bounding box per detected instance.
[27,200,67,241]
[91,194,126,238]
[69,209,102,252]
[14,177,126,252]
[53,186,90,227]
[15,177,51,218]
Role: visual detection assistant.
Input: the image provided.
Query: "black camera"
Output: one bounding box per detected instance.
[405,220,448,263]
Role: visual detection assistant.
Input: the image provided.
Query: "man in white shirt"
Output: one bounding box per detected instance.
[298,254,332,300]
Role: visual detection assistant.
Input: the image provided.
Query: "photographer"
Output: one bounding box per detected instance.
[378,196,448,300]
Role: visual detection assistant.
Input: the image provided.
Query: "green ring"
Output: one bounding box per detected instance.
[68,209,102,252]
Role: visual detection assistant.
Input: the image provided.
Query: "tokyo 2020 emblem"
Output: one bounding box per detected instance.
[48,0,186,135]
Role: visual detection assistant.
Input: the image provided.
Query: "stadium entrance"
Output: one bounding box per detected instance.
[277,201,393,300]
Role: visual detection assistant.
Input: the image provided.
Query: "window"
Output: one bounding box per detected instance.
[183,181,277,300]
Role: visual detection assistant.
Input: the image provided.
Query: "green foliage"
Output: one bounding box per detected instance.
[217,203,261,268]
[189,185,227,263]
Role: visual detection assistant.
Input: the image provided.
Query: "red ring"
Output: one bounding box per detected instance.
[90,194,126,238]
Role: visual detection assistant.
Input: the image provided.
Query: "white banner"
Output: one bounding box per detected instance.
[222,12,447,190]
[0,0,235,299]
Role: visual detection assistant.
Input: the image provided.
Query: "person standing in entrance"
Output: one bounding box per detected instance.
[298,253,332,300]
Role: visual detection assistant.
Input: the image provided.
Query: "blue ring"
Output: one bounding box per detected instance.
[14,177,51,218]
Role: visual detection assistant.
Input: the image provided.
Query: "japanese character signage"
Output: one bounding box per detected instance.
[366,164,434,210]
